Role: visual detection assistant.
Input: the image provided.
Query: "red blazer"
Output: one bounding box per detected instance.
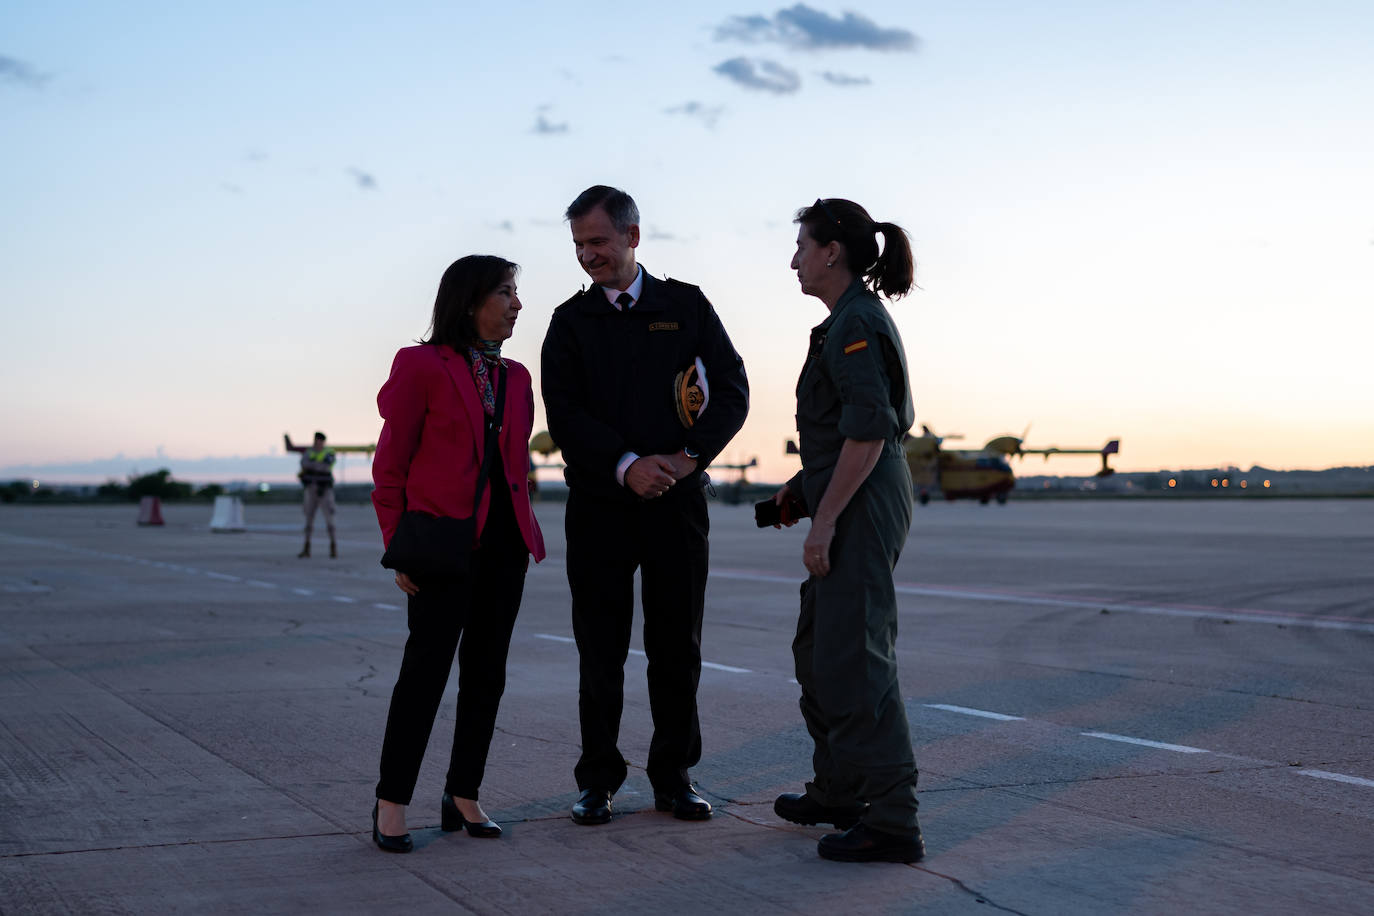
[371,344,546,562]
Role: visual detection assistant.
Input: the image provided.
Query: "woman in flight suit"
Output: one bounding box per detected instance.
[771,198,923,863]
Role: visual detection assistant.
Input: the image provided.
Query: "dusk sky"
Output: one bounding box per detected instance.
[4,1,1372,484]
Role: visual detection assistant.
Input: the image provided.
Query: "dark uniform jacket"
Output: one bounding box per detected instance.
[788,280,914,510]
[541,267,749,503]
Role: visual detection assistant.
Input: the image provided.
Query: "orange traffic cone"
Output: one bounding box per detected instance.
[137,496,165,526]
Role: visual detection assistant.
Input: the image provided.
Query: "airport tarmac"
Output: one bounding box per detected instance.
[1,497,1372,914]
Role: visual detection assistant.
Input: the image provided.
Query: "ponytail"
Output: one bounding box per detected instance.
[870,222,914,299]
[795,200,916,300]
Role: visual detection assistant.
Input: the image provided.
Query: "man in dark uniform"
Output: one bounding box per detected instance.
[541,185,749,826]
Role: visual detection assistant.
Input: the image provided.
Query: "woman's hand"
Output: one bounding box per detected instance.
[394,572,419,596]
[803,518,835,577]
[772,484,800,528]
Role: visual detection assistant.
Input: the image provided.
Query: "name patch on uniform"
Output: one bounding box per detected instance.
[843,339,869,355]
[649,322,680,332]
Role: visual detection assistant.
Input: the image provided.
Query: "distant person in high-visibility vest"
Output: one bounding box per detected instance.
[299,431,337,558]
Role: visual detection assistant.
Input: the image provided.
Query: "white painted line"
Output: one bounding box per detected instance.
[1298,769,1374,789]
[534,634,750,673]
[243,579,276,589]
[373,602,401,611]
[702,661,752,674]
[291,587,315,596]
[1081,731,1209,754]
[924,703,1025,721]
[205,571,241,582]
[331,595,356,604]
[707,568,1374,634]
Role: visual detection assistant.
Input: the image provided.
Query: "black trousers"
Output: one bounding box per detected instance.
[566,486,709,794]
[376,482,527,805]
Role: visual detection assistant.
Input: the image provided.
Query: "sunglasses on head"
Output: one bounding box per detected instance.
[814,198,842,229]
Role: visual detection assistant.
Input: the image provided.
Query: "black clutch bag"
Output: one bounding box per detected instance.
[382,512,476,578]
[381,363,506,579]
[754,494,809,528]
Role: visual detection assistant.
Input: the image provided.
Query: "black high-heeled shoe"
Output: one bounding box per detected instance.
[441,793,502,838]
[372,801,414,853]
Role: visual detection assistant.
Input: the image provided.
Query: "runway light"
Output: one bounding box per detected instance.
[31,479,40,489]
[1222,479,1229,488]
[1211,478,1219,487]
[1168,478,1177,488]
[1263,480,1271,488]
[258,482,271,493]
[1240,480,1248,489]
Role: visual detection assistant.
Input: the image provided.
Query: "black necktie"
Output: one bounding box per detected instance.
[616,292,633,311]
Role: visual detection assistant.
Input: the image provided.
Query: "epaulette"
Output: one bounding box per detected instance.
[554,287,590,311]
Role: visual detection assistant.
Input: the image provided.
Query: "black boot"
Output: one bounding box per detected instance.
[298,542,310,558]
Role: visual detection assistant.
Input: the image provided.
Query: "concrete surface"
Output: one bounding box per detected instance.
[1,498,1371,914]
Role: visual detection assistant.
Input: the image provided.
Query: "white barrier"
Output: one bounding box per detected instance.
[209,495,246,532]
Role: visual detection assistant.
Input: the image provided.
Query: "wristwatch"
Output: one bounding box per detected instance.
[682,446,700,460]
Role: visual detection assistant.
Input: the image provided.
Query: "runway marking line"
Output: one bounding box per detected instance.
[708,567,1374,635]
[924,703,1025,721]
[1298,769,1374,789]
[534,634,751,673]
[1081,731,1210,754]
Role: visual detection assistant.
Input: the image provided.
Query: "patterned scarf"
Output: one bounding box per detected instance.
[467,342,503,417]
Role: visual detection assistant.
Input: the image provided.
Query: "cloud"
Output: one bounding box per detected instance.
[532,104,569,135]
[491,220,515,233]
[715,4,917,52]
[819,70,871,86]
[646,227,676,241]
[533,112,569,134]
[348,168,377,190]
[0,55,50,89]
[713,57,800,94]
[664,101,725,128]
[219,182,244,194]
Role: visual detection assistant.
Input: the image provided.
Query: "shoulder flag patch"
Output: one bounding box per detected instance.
[843,339,869,355]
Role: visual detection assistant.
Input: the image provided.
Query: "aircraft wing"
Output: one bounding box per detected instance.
[1021,439,1120,459]
[284,434,374,455]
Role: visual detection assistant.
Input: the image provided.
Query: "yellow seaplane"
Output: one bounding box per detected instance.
[903,426,1119,505]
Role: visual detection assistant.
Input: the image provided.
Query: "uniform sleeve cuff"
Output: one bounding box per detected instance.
[616,451,640,486]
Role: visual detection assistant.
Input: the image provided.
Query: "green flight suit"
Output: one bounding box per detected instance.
[786,279,918,834]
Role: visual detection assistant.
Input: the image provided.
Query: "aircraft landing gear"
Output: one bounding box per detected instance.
[995,492,1008,505]
[979,496,990,505]
[918,490,930,505]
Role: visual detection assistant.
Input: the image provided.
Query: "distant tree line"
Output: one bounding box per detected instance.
[1,469,223,503]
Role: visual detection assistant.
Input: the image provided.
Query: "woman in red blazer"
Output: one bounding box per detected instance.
[370,255,546,853]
